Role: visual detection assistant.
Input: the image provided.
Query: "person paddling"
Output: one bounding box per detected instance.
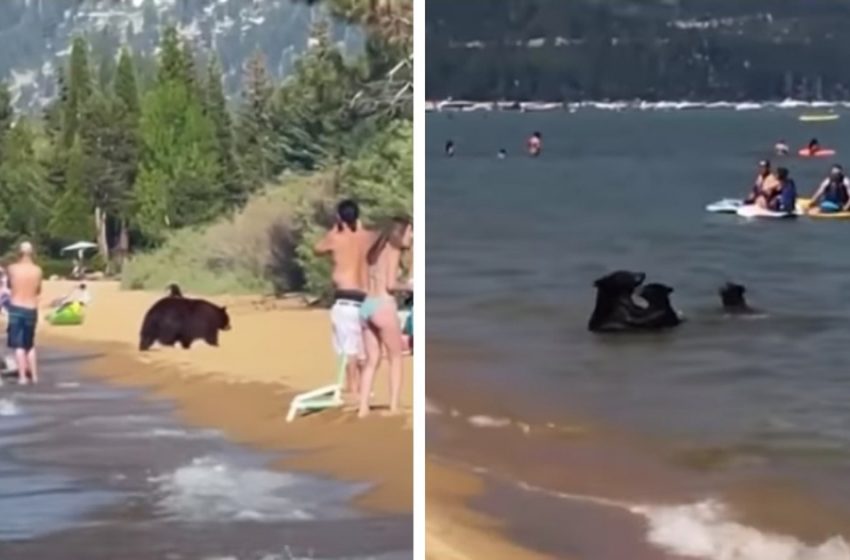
[807,164,850,214]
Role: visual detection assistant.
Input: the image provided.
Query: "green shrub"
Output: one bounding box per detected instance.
[121,172,335,295]
[121,121,412,299]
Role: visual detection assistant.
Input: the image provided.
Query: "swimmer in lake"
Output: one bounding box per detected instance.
[527,132,542,157]
[498,148,507,159]
[774,139,789,156]
[445,140,455,157]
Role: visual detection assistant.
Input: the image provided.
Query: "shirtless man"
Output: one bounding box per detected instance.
[314,200,374,398]
[7,241,43,384]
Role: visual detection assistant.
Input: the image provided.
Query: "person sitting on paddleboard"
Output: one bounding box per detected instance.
[806,138,821,156]
[745,159,778,204]
[807,165,850,213]
[767,167,797,213]
[775,139,790,156]
[527,132,542,157]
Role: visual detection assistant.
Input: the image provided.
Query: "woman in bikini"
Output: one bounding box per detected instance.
[358,216,413,418]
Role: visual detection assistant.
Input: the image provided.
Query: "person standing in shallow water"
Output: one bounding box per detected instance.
[357,216,413,418]
[314,200,375,400]
[7,241,42,385]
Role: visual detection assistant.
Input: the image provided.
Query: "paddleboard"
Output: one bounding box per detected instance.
[799,114,840,123]
[798,148,836,157]
[735,205,797,219]
[796,197,850,219]
[706,198,744,213]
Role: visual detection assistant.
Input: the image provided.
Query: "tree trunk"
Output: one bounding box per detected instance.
[117,217,130,270]
[94,206,110,271]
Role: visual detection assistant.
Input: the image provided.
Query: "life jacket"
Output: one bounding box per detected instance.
[824,175,849,205]
[777,179,797,212]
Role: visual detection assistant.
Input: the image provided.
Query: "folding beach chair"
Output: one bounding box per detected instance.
[286,354,347,422]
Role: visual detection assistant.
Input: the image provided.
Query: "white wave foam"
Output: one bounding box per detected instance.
[0,398,20,416]
[424,400,442,415]
[468,415,512,428]
[509,474,850,560]
[151,457,340,522]
[635,500,850,560]
[55,381,80,389]
[111,427,220,440]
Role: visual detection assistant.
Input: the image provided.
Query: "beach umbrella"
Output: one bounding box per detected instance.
[60,241,98,271]
[60,241,98,254]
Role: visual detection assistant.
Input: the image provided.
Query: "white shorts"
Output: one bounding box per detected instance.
[331,300,363,358]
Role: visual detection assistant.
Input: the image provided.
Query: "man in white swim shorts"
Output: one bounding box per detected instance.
[314,200,375,398]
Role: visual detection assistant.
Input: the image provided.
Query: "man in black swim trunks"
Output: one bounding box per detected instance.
[7,241,42,385]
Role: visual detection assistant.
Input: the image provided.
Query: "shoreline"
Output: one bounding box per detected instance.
[36,280,412,515]
[424,378,850,560]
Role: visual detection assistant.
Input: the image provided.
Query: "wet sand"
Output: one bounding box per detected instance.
[425,368,850,560]
[36,280,412,514]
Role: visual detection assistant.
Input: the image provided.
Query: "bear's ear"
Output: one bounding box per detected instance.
[634,272,646,285]
[220,305,227,311]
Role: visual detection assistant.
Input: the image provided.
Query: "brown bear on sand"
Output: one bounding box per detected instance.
[139,285,231,351]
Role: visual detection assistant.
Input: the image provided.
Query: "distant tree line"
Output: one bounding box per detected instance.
[426,0,850,101]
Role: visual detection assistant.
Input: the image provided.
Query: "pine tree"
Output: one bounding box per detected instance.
[235,50,276,188]
[135,78,222,242]
[114,47,140,115]
[79,91,138,263]
[113,46,141,259]
[0,82,15,163]
[64,37,93,148]
[204,57,244,207]
[272,21,358,171]
[0,120,51,244]
[48,138,93,242]
[157,26,186,85]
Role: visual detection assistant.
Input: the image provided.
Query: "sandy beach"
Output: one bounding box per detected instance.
[35,280,412,514]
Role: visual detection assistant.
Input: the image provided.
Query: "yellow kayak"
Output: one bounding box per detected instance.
[799,114,840,123]
[797,198,850,219]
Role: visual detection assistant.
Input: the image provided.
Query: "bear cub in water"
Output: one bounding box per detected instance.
[719,282,758,315]
[139,284,231,351]
[588,270,682,333]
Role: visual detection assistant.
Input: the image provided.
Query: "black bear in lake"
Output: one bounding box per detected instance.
[139,285,231,351]
[719,282,757,315]
[588,270,682,333]
[635,283,682,329]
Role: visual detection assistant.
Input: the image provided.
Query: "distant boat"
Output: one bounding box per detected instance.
[799,114,840,122]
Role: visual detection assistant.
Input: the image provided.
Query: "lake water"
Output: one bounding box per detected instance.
[426,109,850,559]
[0,348,411,559]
